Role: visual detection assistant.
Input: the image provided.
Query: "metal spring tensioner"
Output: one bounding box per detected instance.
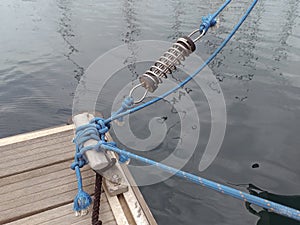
[129,28,206,104]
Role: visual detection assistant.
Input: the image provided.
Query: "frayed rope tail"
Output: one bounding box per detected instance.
[72,163,92,215]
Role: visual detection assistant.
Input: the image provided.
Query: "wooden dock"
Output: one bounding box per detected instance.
[0,125,157,225]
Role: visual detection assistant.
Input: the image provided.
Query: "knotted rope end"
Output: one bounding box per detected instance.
[73,189,92,216]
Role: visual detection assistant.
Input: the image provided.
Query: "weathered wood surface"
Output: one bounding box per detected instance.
[5,193,116,225]
[0,124,157,225]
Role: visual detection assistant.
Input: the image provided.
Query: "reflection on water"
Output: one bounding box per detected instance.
[0,0,300,224]
[169,0,184,41]
[122,0,140,81]
[57,0,84,82]
[246,184,300,225]
[271,0,299,79]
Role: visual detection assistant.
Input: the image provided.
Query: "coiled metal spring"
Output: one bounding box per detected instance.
[139,36,196,93]
[129,29,205,104]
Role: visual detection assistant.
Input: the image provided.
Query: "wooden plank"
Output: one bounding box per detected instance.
[118,194,137,225]
[104,188,130,225]
[1,169,93,202]
[1,170,94,208]
[0,131,73,157]
[0,130,75,178]
[5,194,116,225]
[0,124,157,225]
[0,142,74,169]
[72,219,117,225]
[63,210,116,225]
[72,220,117,225]
[0,124,74,147]
[0,131,94,225]
[6,201,111,225]
[0,160,73,187]
[0,171,95,224]
[0,150,74,178]
[0,125,114,224]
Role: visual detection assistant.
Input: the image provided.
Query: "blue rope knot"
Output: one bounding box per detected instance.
[73,189,92,213]
[200,14,217,33]
[93,117,111,135]
[71,118,111,214]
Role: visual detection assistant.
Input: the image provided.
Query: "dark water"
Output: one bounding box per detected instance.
[1,0,300,224]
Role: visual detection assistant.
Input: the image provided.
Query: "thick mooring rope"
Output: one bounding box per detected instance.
[92,173,103,225]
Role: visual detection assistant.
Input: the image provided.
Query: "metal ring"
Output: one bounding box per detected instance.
[188,29,206,43]
[129,83,149,104]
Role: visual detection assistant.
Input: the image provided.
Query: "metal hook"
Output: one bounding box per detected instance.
[188,29,206,43]
[129,83,149,104]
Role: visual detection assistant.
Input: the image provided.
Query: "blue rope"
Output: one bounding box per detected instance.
[111,96,134,122]
[72,120,300,222]
[105,0,257,124]
[71,0,270,217]
[72,165,92,213]
[71,118,110,213]
[101,142,300,222]
[71,139,92,212]
[199,0,232,33]
[210,0,232,20]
